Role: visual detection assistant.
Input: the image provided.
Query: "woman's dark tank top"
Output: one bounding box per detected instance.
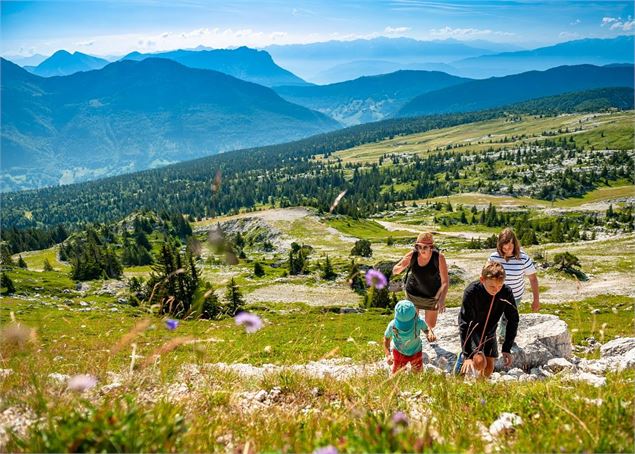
[405,249,441,298]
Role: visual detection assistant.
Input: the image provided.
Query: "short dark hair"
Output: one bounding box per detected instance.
[481,261,506,280]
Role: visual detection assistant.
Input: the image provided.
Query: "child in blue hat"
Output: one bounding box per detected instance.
[383,299,437,373]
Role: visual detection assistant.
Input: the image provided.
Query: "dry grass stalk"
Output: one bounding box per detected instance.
[141,336,194,369]
[111,318,151,354]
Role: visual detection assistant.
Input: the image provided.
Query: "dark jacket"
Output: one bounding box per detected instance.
[458,280,519,355]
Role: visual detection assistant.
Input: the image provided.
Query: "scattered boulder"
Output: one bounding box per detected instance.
[546,357,575,373]
[600,337,635,358]
[489,412,523,437]
[421,308,572,372]
[75,282,90,292]
[565,372,607,387]
[97,280,127,296]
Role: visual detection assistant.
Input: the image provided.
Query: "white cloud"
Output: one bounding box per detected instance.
[603,15,635,31]
[569,19,581,26]
[429,26,514,39]
[76,40,94,47]
[384,26,411,34]
[601,17,618,26]
[292,8,315,17]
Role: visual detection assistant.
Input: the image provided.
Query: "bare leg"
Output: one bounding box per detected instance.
[424,309,438,330]
[483,357,496,378]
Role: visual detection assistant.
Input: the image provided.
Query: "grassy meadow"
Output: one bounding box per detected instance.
[2,110,634,452]
[329,111,635,164]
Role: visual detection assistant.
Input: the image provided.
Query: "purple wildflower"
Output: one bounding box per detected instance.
[67,374,97,392]
[481,398,487,405]
[234,312,263,333]
[165,319,179,330]
[313,445,338,454]
[365,269,387,290]
[392,411,409,426]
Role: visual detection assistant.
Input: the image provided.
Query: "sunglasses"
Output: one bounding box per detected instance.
[415,244,433,251]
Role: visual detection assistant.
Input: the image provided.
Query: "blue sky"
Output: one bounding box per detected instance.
[1,0,634,57]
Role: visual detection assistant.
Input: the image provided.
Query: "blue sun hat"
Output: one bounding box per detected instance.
[394,300,417,331]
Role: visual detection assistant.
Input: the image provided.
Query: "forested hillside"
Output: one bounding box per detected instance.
[3,88,633,231]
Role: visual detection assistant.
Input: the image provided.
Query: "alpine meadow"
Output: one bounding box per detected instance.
[1,1,634,453]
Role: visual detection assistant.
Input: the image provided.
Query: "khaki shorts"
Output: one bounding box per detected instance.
[405,292,438,311]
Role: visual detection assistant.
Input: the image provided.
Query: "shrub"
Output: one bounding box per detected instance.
[254,261,265,277]
[1,272,15,295]
[351,239,372,257]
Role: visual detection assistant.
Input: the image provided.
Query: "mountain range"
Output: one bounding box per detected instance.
[265,36,510,83]
[274,70,470,126]
[118,47,308,87]
[26,50,110,77]
[264,35,633,83]
[1,58,337,191]
[451,35,635,78]
[397,64,635,117]
[2,35,633,192]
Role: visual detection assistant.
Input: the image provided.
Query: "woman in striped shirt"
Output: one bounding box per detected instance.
[489,228,541,338]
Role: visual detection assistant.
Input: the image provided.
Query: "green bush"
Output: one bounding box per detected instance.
[10,397,186,453]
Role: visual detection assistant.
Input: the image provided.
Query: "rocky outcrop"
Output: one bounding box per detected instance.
[420,308,572,372]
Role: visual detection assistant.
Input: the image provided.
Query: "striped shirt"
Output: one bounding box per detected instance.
[488,250,537,300]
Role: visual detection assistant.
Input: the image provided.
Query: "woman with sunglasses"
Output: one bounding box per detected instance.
[392,232,449,332]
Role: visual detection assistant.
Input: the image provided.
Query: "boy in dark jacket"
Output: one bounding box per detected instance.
[458,261,519,378]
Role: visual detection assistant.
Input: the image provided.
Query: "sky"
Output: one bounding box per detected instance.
[1,0,634,57]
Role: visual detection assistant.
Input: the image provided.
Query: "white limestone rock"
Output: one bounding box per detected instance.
[489,412,523,437]
[600,337,635,358]
[546,357,575,373]
[565,372,607,387]
[420,308,572,372]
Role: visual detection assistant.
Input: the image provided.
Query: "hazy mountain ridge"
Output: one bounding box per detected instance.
[120,46,308,87]
[265,36,497,83]
[25,50,110,77]
[274,70,470,126]
[397,64,635,117]
[0,58,339,192]
[452,35,635,78]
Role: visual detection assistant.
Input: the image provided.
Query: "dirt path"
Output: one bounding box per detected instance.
[245,283,358,306]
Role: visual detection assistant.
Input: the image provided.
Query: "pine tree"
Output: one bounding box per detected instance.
[200,283,220,319]
[0,243,14,268]
[17,255,27,269]
[1,272,15,295]
[347,260,365,294]
[225,278,245,316]
[43,258,54,272]
[321,255,336,280]
[146,240,200,317]
[253,261,265,277]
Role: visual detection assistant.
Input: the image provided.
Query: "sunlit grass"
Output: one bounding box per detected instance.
[331,111,634,164]
[11,246,70,273]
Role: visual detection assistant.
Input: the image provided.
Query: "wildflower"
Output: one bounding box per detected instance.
[165,319,179,330]
[365,269,387,289]
[481,398,487,405]
[235,312,263,333]
[67,374,97,392]
[313,445,338,454]
[392,411,409,426]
